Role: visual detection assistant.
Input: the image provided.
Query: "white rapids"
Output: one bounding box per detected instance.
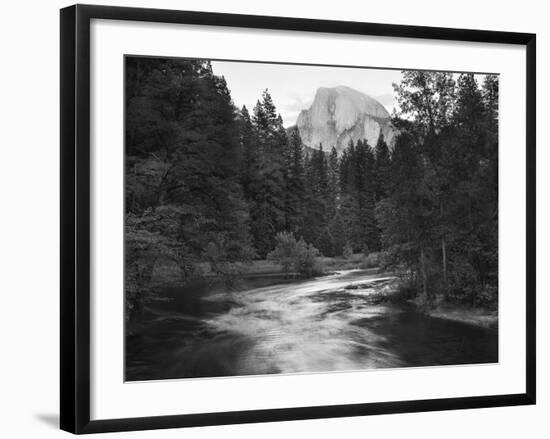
[201,270,403,375]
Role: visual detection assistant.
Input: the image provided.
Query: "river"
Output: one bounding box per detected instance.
[126,269,498,381]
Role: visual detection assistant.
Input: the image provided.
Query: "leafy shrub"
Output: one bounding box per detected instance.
[125,208,193,330]
[268,232,323,277]
[267,232,298,275]
[293,238,324,277]
[361,252,381,269]
[204,235,256,289]
[474,285,498,309]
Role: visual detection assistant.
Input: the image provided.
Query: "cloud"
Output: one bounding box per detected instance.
[280,93,313,126]
[284,93,312,112]
[374,94,398,113]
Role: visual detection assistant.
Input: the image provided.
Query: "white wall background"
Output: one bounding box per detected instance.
[0,0,546,437]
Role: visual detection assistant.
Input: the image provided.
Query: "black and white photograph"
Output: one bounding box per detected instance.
[0,0,543,435]
[124,56,499,381]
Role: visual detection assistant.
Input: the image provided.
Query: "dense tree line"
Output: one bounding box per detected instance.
[378,72,499,307]
[125,56,498,322]
[125,57,255,321]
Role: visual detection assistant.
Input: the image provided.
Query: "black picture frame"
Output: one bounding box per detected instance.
[60,4,536,434]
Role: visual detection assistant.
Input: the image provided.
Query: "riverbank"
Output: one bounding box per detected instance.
[423,302,498,329]
[152,257,498,331]
[185,253,381,279]
[341,276,498,329]
[127,268,498,381]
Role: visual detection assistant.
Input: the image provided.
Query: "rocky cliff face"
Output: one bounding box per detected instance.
[296,86,396,154]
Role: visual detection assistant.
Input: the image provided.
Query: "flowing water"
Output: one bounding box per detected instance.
[126,269,497,381]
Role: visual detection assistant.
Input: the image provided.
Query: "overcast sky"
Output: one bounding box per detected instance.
[211,60,404,127]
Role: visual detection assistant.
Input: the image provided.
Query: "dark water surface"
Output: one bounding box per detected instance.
[126,269,498,381]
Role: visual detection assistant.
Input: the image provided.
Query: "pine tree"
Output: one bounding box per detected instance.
[285,128,306,235]
[324,146,347,255]
[482,75,499,129]
[327,146,340,213]
[373,134,391,201]
[339,140,359,251]
[317,144,329,201]
[248,90,287,256]
[239,105,258,201]
[376,131,428,296]
[356,140,379,252]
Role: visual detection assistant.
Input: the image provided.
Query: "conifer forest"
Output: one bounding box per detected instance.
[125,56,498,380]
